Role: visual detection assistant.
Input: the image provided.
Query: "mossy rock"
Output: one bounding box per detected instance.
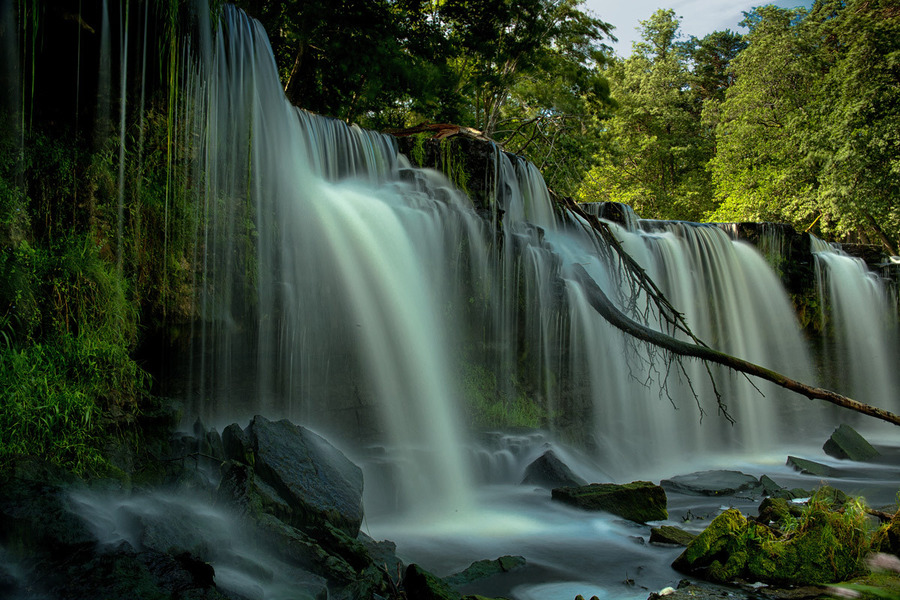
[823,424,879,462]
[404,564,460,600]
[446,555,526,587]
[551,481,667,523]
[756,497,801,529]
[672,509,759,582]
[650,525,696,547]
[674,490,869,586]
[872,511,900,555]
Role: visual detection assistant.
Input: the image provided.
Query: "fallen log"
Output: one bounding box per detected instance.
[570,262,900,427]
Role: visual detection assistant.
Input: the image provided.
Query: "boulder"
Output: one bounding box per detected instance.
[404,563,460,600]
[551,481,667,523]
[674,489,868,586]
[759,475,783,496]
[823,424,879,462]
[222,423,252,464]
[786,456,837,477]
[661,471,762,497]
[445,555,527,587]
[672,509,757,582]
[521,450,586,488]
[0,479,97,554]
[246,416,364,536]
[872,511,900,556]
[649,526,696,547]
[756,497,801,529]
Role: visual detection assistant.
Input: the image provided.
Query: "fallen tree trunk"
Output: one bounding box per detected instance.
[570,263,900,427]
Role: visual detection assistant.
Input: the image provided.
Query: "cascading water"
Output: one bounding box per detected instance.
[185,6,899,501]
[811,236,900,438]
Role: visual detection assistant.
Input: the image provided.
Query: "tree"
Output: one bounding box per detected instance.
[708,0,900,251]
[577,9,715,221]
[706,5,820,225]
[815,0,900,253]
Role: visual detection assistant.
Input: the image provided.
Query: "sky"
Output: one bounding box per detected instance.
[582,0,814,57]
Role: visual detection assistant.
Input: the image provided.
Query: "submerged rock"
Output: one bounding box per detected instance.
[551,481,667,523]
[823,424,880,462]
[649,526,696,547]
[246,416,364,536]
[404,563,460,600]
[661,470,761,497]
[445,555,527,587]
[786,456,837,477]
[521,450,586,488]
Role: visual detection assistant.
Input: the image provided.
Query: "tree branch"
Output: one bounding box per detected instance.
[569,262,900,427]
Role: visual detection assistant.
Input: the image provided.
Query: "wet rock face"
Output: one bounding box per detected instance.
[245,416,365,536]
[660,470,762,497]
[551,481,668,523]
[521,450,586,489]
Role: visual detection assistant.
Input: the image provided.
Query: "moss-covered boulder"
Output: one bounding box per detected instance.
[649,525,696,547]
[551,481,667,523]
[823,424,880,462]
[404,564,460,600]
[872,511,900,555]
[672,509,761,581]
[446,555,526,587]
[673,489,870,586]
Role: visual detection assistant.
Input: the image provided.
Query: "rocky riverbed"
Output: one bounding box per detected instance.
[1,409,898,600]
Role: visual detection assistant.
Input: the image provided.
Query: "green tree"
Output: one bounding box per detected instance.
[577,9,714,221]
[706,5,820,225]
[815,0,900,252]
[709,0,900,251]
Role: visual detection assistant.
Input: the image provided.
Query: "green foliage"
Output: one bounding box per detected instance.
[0,333,147,475]
[708,0,900,250]
[461,363,545,429]
[577,10,716,221]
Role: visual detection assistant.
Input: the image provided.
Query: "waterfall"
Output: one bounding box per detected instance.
[812,236,900,435]
[183,7,898,514]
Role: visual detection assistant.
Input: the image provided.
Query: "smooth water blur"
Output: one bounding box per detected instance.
[812,237,900,438]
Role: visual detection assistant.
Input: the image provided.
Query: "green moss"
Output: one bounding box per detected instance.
[552,481,668,523]
[675,488,870,586]
[461,362,547,429]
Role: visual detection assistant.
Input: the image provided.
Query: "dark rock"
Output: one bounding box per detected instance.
[786,456,837,477]
[521,450,586,488]
[661,470,762,497]
[0,562,18,596]
[760,475,784,496]
[551,481,667,523]
[222,423,252,464]
[649,526,696,547]
[823,424,879,462]
[217,460,293,524]
[247,416,364,535]
[404,563,459,600]
[872,510,900,555]
[357,532,403,577]
[772,487,811,501]
[445,555,526,587]
[0,479,97,555]
[206,430,226,461]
